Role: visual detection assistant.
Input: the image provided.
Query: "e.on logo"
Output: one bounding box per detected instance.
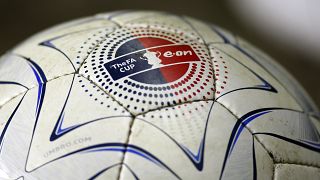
[162,49,193,58]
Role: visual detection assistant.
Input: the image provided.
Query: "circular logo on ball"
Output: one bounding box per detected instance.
[81,26,214,112]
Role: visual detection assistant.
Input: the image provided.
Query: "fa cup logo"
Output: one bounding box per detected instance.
[140,51,162,68]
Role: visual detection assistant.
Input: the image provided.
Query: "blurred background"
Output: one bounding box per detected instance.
[0,0,319,108]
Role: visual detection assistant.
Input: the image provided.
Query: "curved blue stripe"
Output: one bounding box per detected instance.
[88,163,120,180]
[210,26,278,101]
[0,93,26,153]
[26,142,181,179]
[86,147,161,166]
[135,101,215,171]
[26,59,47,134]
[301,140,320,148]
[254,132,320,152]
[229,111,271,156]
[49,75,130,141]
[219,108,284,179]
[0,81,28,89]
[39,40,76,71]
[88,163,139,180]
[181,139,204,163]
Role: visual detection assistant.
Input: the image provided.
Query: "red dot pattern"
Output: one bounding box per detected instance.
[81,24,217,113]
[210,48,229,96]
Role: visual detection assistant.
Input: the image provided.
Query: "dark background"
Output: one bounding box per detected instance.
[1,0,319,108]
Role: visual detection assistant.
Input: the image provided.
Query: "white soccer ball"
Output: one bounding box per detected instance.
[0,11,319,180]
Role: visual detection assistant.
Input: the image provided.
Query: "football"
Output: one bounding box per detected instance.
[0,11,319,179]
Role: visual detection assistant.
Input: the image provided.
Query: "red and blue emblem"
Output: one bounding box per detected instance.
[105,37,200,84]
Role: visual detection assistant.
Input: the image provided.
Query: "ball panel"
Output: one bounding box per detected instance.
[10,19,118,84]
[0,54,35,106]
[92,164,122,180]
[14,18,116,50]
[236,37,319,112]
[0,87,42,178]
[26,74,131,171]
[183,17,227,44]
[109,11,224,44]
[255,133,320,167]
[274,164,320,180]
[0,83,25,109]
[121,101,252,179]
[138,101,212,155]
[247,110,319,143]
[39,27,116,70]
[107,11,176,26]
[0,93,25,150]
[208,44,302,117]
[254,138,274,180]
[209,25,237,45]
[222,123,254,180]
[28,151,123,180]
[0,74,133,179]
[243,109,320,167]
[12,45,75,84]
[95,10,134,20]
